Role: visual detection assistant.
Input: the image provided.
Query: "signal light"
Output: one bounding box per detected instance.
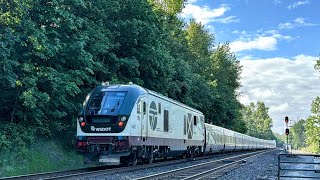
[77,142,82,147]
[285,116,289,123]
[118,121,124,127]
[285,128,289,135]
[77,141,87,147]
[81,122,86,127]
[78,117,84,122]
[121,116,127,121]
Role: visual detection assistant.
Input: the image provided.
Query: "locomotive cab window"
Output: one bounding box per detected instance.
[87,91,127,115]
[194,116,197,126]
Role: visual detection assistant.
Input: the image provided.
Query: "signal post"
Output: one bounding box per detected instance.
[285,116,290,153]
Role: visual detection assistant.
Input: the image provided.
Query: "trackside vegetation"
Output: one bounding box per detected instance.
[287,96,320,153]
[0,0,279,176]
[283,58,320,153]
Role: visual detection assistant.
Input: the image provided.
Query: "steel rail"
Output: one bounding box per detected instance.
[0,150,269,180]
[135,149,274,180]
[0,164,123,180]
[182,150,273,180]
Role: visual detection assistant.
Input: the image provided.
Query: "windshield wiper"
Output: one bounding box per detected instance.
[110,100,120,112]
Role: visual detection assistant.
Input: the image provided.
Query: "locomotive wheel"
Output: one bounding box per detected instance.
[131,158,138,166]
[146,156,153,164]
[182,153,186,159]
[131,152,138,166]
[122,158,131,167]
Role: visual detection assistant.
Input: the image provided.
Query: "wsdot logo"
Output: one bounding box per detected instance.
[90,126,111,132]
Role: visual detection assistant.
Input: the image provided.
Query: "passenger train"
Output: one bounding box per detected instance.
[76,83,276,166]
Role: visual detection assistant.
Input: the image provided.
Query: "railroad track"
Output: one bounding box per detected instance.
[0,150,270,180]
[135,149,274,180]
[0,165,115,180]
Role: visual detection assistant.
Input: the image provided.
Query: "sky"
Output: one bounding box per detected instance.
[180,0,320,134]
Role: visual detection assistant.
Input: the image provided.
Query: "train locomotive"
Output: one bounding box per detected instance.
[76,83,276,166]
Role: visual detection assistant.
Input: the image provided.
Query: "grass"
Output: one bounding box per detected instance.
[0,140,86,177]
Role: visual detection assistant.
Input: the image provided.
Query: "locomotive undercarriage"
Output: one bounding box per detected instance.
[119,145,203,166]
[76,136,203,166]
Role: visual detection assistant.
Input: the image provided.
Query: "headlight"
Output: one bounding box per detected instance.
[78,117,84,122]
[121,116,127,121]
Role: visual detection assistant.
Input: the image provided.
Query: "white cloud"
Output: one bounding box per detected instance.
[239,54,320,134]
[229,36,277,52]
[238,94,253,105]
[273,0,282,5]
[181,4,237,25]
[212,16,239,24]
[287,1,309,9]
[270,103,289,113]
[250,88,280,99]
[279,17,316,29]
[271,33,295,41]
[230,29,296,52]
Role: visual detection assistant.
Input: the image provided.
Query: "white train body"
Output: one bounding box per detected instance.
[76,84,276,165]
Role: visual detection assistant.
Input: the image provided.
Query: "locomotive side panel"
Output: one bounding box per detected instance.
[129,92,205,151]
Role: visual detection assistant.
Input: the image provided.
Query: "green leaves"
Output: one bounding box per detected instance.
[0,0,249,152]
[315,56,320,72]
[304,96,320,153]
[290,119,306,149]
[311,97,320,115]
[242,102,275,140]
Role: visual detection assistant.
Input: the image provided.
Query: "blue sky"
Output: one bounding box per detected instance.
[181,0,320,134]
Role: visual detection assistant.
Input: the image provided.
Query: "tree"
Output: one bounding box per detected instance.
[290,119,306,149]
[148,0,186,16]
[185,19,214,72]
[305,97,320,153]
[242,102,256,136]
[0,0,253,153]
[242,101,275,140]
[0,0,177,148]
[208,44,242,130]
[315,56,320,73]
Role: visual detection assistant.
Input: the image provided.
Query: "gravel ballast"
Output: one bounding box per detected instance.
[217,150,279,180]
[79,150,279,180]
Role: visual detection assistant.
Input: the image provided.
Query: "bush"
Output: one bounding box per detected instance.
[0,140,85,177]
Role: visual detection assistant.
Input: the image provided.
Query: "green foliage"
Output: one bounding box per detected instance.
[186,19,213,61]
[315,56,320,72]
[183,20,244,132]
[148,0,186,16]
[0,0,175,137]
[290,119,306,149]
[302,56,320,153]
[0,140,85,177]
[242,102,276,140]
[0,123,36,152]
[273,133,285,147]
[305,97,320,153]
[1,0,250,174]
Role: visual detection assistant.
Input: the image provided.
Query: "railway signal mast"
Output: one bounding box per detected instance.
[285,116,290,152]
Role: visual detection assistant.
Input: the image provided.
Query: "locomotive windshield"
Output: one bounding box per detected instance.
[86,91,127,115]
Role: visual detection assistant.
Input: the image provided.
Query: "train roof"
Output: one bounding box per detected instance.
[146,89,203,114]
[97,83,203,115]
